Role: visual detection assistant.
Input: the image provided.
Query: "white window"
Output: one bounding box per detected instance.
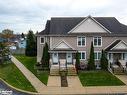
[123,53,127,60]
[77,36,86,47]
[79,51,86,60]
[108,53,112,60]
[40,37,45,44]
[94,51,101,60]
[93,37,102,47]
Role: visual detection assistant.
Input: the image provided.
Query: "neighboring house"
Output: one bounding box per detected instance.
[37,15,127,75]
[9,44,17,50]
[18,38,26,48]
[0,37,7,42]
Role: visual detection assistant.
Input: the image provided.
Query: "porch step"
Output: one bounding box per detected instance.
[113,67,125,75]
[50,69,59,75]
[50,66,59,75]
[67,67,77,76]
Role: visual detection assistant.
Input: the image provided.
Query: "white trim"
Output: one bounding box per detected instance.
[50,37,52,49]
[40,37,45,44]
[104,39,119,50]
[53,40,75,50]
[79,51,86,60]
[111,40,127,50]
[93,36,102,47]
[77,36,86,47]
[68,15,111,34]
[94,51,101,60]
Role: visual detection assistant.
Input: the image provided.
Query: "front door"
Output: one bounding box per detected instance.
[52,53,58,64]
[66,53,72,64]
[113,53,122,63]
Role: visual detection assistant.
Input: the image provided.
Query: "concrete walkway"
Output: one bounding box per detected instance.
[115,75,127,85]
[47,76,61,87]
[11,56,127,94]
[67,76,82,87]
[11,56,46,93]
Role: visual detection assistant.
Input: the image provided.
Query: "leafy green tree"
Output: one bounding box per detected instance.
[88,41,95,70]
[41,43,50,69]
[100,50,108,70]
[25,30,37,56]
[75,51,80,73]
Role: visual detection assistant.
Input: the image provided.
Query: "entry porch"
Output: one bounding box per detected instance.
[49,50,77,75]
[105,40,127,74]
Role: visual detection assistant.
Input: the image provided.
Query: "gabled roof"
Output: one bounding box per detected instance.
[53,40,74,50]
[105,40,121,51]
[68,16,111,34]
[38,16,127,35]
[105,40,127,51]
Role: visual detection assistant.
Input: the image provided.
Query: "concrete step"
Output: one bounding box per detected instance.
[50,69,59,75]
[113,67,125,75]
[67,67,77,76]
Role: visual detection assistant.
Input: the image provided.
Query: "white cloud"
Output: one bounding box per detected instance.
[0,0,127,34]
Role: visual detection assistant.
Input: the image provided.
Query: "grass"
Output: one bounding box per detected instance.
[78,70,125,86]
[14,55,49,85]
[0,62,36,92]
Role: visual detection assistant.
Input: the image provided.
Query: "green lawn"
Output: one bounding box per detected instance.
[14,55,49,85]
[0,63,36,92]
[78,70,125,86]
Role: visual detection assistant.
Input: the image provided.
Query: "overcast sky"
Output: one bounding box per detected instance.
[0,0,127,34]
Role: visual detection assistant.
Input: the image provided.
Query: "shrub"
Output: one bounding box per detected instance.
[88,41,95,70]
[100,50,108,70]
[75,51,80,72]
[41,43,50,70]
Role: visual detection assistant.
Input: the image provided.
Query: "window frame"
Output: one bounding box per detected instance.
[40,37,45,44]
[77,36,86,47]
[93,36,102,47]
[94,51,101,60]
[79,51,86,60]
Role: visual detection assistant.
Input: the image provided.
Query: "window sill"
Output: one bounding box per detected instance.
[93,46,102,48]
[77,45,86,47]
[40,43,45,44]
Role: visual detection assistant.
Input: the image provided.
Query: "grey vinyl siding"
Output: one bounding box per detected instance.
[37,35,127,63]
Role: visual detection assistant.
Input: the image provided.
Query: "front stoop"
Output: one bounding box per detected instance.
[113,67,125,75]
[67,66,77,75]
[50,66,77,76]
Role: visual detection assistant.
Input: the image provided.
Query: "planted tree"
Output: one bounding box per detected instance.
[25,30,37,56]
[75,51,80,73]
[21,33,25,39]
[0,42,10,64]
[2,29,14,42]
[88,41,95,70]
[41,43,50,70]
[100,50,108,70]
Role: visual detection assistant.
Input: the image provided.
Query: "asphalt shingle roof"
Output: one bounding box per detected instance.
[38,17,127,35]
[105,39,121,51]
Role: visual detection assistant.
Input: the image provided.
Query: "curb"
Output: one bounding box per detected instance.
[0,78,40,95]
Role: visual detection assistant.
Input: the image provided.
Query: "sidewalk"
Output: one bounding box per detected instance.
[11,56,46,93]
[115,75,127,85]
[11,56,127,94]
[47,76,61,87]
[67,76,82,87]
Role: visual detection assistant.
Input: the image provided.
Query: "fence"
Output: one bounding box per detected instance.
[10,48,25,55]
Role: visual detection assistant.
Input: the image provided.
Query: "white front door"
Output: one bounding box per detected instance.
[52,53,58,64]
[66,53,72,64]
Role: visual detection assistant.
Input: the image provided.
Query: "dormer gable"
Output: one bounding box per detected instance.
[68,15,111,34]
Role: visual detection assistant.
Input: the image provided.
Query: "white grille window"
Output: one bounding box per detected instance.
[77,37,86,47]
[93,37,102,47]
